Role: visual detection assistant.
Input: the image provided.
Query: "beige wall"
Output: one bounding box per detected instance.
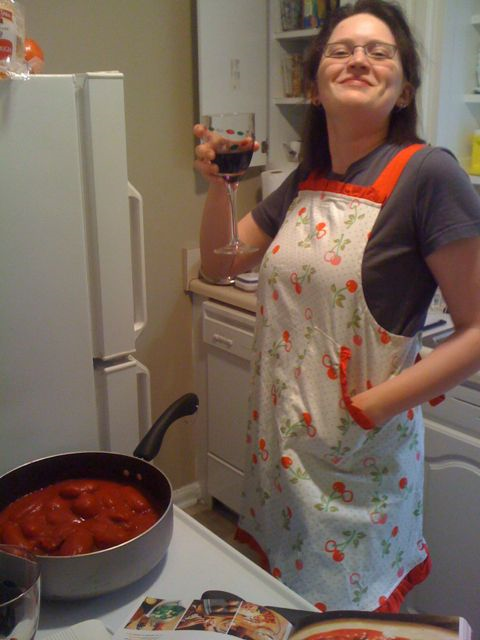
[22,0,261,489]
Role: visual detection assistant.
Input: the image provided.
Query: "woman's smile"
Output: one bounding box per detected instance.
[339,76,373,86]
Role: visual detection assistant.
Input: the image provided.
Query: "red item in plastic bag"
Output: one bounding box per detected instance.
[25,38,44,73]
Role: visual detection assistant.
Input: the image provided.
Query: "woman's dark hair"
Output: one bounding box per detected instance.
[301,0,423,172]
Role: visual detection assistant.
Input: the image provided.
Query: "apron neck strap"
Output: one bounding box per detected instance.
[373,143,426,201]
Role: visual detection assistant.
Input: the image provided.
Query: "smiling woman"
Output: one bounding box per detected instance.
[194,0,480,616]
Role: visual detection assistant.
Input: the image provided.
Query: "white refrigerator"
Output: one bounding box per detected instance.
[0,72,152,475]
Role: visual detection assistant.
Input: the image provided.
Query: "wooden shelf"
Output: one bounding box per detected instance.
[274,28,318,40]
[273,97,309,105]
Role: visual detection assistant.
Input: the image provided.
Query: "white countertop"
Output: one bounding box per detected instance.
[36,507,316,638]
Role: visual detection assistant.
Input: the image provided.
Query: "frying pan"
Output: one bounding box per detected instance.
[0,392,198,600]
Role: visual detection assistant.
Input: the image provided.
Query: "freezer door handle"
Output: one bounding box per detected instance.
[128,182,148,338]
[95,356,152,453]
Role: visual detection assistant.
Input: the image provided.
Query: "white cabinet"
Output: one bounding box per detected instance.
[202,300,255,513]
[195,0,268,168]
[405,384,480,639]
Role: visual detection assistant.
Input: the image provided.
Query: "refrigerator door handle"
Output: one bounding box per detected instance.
[135,358,152,439]
[128,182,148,338]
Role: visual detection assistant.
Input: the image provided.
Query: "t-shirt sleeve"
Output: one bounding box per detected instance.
[414,147,480,257]
[251,165,305,238]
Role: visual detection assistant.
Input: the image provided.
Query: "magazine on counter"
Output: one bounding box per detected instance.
[111,590,472,640]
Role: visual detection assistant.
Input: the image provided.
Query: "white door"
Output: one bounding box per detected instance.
[80,74,147,359]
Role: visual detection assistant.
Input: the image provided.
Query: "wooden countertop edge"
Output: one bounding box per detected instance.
[188,278,257,313]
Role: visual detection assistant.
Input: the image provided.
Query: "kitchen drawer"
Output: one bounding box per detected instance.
[422,381,480,438]
[202,300,255,360]
[207,453,244,514]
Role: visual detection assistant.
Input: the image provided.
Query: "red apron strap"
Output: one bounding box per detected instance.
[373,143,425,200]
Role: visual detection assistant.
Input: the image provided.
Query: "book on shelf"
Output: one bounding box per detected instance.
[110,589,472,640]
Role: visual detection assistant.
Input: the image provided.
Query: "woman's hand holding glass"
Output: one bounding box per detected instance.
[193,124,229,186]
[194,113,259,255]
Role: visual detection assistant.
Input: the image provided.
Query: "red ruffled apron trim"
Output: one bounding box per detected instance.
[375,550,432,613]
[234,526,271,571]
[339,346,376,430]
[297,176,386,204]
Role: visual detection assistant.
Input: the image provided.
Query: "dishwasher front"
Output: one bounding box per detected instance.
[202,299,256,513]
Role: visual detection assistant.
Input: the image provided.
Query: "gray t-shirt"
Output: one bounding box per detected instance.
[252,144,480,336]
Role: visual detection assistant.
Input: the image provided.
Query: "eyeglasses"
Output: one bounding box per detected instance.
[323,41,398,61]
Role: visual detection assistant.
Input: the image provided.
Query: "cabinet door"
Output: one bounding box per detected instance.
[407,418,480,635]
[207,348,251,470]
[195,0,268,167]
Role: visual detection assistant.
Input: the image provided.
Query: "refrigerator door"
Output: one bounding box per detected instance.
[0,76,101,474]
[79,73,145,359]
[94,356,152,455]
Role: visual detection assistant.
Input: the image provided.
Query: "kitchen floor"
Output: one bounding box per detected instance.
[183,499,263,567]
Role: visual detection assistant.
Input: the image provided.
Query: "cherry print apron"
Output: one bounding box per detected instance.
[237,145,429,612]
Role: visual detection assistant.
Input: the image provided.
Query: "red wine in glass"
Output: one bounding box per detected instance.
[215,148,254,183]
[201,113,258,255]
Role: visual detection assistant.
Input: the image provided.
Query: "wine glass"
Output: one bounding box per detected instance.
[0,545,41,640]
[201,112,258,255]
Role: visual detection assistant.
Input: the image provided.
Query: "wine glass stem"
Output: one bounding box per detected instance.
[225,180,240,246]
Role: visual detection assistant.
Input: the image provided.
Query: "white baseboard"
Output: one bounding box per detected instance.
[172,481,202,509]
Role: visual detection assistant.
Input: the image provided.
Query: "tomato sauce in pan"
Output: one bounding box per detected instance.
[0,479,162,556]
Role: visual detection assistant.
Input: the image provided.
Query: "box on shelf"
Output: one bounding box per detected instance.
[280,0,302,31]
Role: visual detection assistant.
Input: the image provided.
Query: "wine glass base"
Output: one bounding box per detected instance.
[214,243,259,255]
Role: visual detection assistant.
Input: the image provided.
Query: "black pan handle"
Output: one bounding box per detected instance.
[133,393,199,461]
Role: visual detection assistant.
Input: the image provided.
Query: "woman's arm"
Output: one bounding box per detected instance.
[194,124,272,280]
[351,236,480,425]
